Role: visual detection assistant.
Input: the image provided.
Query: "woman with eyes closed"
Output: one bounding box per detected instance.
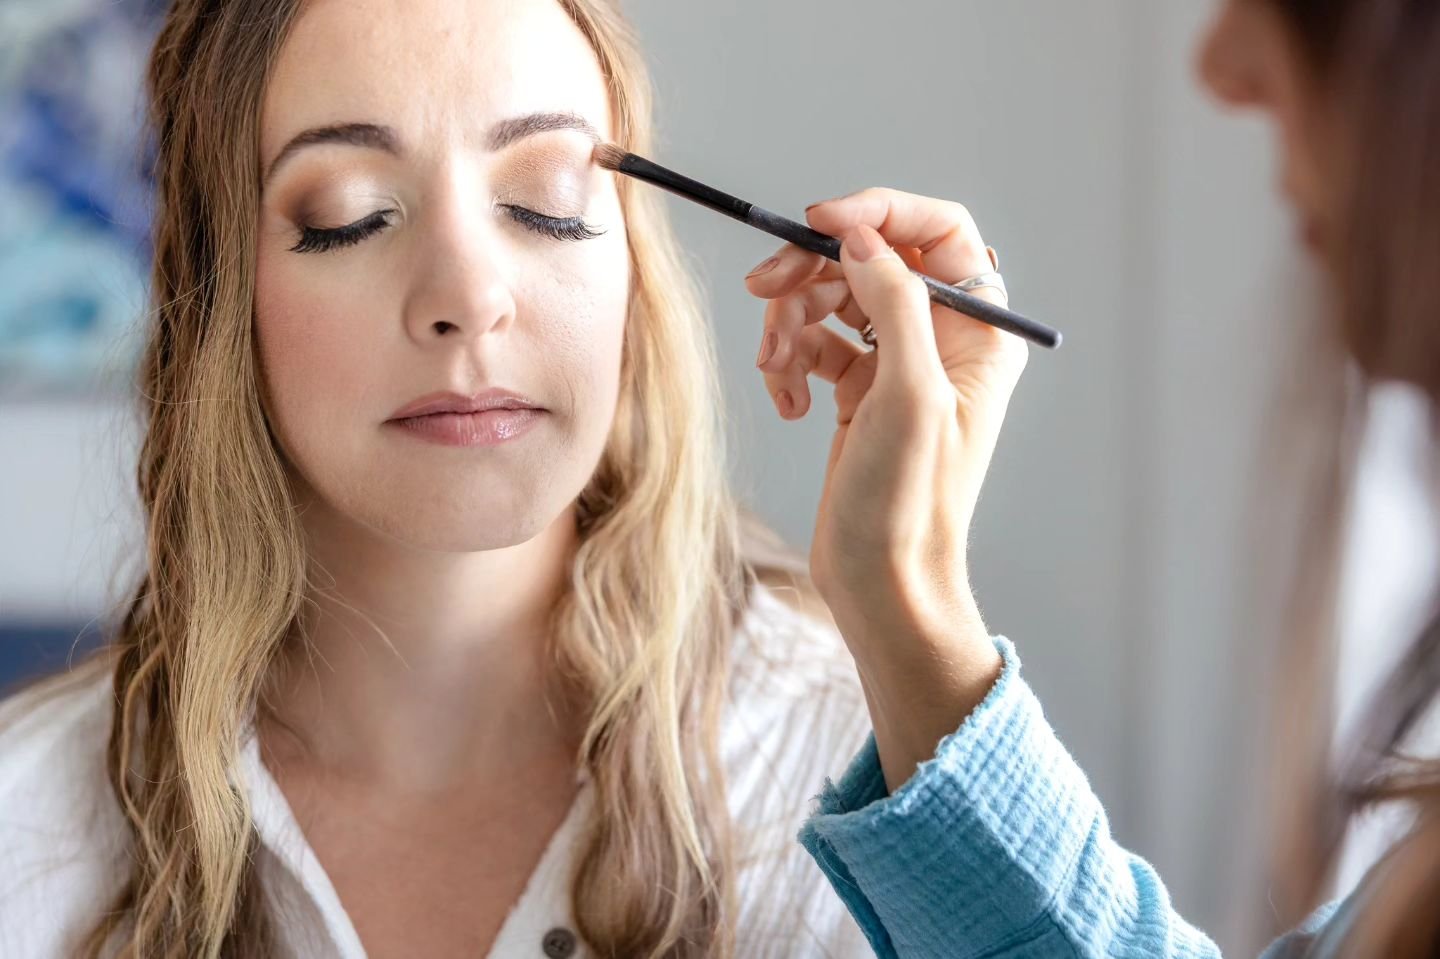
[0,0,844,955]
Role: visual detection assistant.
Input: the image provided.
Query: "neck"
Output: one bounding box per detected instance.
[259,498,586,796]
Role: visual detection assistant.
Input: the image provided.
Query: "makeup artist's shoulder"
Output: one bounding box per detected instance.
[0,657,128,948]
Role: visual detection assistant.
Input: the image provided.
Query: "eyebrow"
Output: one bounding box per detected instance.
[261,111,601,187]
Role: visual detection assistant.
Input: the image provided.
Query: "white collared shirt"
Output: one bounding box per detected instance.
[0,585,873,957]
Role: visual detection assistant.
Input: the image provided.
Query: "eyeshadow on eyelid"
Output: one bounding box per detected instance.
[288,192,391,226]
[278,175,388,217]
[501,137,595,180]
[494,160,592,214]
[271,141,599,220]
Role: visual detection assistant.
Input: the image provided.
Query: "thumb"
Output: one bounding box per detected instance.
[840,224,945,388]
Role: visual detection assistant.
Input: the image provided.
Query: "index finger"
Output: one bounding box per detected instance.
[805,187,992,284]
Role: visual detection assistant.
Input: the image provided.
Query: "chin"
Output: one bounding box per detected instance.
[288,424,602,554]
[369,493,572,553]
[303,462,573,553]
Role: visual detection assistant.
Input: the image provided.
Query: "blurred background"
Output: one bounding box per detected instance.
[3,1,1436,954]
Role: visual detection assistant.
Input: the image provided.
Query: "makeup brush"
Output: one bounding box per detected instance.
[592,143,1061,350]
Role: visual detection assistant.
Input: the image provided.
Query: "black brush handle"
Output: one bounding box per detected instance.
[746,206,842,259]
[614,152,1062,349]
[616,152,755,219]
[748,207,1061,349]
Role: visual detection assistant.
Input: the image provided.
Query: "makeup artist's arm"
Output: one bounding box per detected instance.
[745,189,1220,958]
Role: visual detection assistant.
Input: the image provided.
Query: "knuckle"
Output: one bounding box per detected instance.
[814,277,851,315]
[795,336,818,374]
[955,233,989,264]
[766,294,800,331]
[800,285,830,322]
[941,198,976,228]
[934,221,986,264]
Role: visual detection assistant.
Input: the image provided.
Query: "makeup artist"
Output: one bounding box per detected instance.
[758,0,1440,956]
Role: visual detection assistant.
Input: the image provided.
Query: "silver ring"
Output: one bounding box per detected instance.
[856,265,1008,350]
[955,271,1008,302]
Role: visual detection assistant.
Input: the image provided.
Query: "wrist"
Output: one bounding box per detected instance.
[833,587,1003,793]
[828,565,986,676]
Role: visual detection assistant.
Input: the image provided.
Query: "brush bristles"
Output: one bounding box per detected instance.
[592,142,628,171]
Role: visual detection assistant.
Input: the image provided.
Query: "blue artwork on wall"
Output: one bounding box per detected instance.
[0,0,164,397]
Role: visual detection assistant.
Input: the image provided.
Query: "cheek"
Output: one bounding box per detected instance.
[253,243,389,466]
[527,234,631,419]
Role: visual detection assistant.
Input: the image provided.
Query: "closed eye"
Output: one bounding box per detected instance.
[289,209,396,254]
[499,205,605,242]
[288,205,604,254]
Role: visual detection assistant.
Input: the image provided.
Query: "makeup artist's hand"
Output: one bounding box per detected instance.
[743,187,1027,791]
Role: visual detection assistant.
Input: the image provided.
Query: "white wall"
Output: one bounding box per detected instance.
[633,0,1150,812]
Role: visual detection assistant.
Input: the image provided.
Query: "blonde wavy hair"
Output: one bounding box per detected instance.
[7,0,818,955]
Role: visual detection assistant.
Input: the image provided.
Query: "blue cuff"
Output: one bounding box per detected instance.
[814,636,1023,818]
[798,637,1107,958]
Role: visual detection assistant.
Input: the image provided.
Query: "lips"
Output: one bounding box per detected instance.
[387,389,544,421]
[390,407,544,447]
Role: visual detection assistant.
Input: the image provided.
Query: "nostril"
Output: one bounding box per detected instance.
[433,321,456,335]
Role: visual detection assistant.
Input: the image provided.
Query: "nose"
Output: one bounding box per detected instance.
[1195,3,1271,110]
[403,189,517,347]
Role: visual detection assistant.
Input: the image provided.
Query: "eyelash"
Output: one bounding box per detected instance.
[287,204,604,254]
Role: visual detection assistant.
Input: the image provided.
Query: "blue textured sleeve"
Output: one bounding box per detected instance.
[797,637,1224,959]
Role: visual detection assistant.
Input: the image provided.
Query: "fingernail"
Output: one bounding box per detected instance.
[776,390,794,417]
[746,255,780,278]
[756,330,778,367]
[845,224,886,262]
[804,202,822,213]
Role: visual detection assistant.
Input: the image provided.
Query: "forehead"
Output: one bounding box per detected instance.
[262,0,614,159]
